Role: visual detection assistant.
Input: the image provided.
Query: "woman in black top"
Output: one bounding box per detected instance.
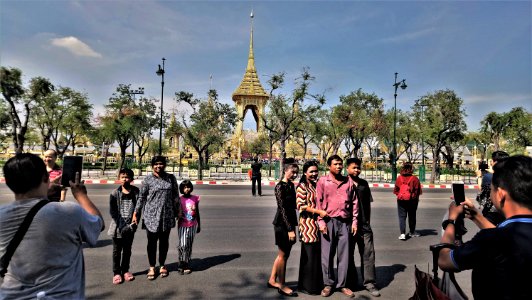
[268,162,299,297]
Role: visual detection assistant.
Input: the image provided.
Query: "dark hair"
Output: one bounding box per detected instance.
[119,168,134,179]
[283,157,295,164]
[479,162,489,171]
[4,153,48,194]
[179,179,194,194]
[299,160,319,185]
[492,155,532,210]
[283,163,299,173]
[327,155,343,166]
[151,155,167,166]
[492,151,509,163]
[400,162,414,175]
[346,157,362,167]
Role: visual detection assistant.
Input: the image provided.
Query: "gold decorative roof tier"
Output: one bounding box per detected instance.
[232,11,268,99]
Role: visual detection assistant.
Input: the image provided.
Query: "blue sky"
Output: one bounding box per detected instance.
[1,0,530,131]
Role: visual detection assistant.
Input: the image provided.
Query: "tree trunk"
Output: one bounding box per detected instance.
[430,147,440,184]
[198,152,204,180]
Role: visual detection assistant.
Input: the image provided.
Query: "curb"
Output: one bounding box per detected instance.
[0,178,478,189]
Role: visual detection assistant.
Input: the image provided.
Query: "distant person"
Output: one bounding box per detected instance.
[268,163,299,297]
[251,157,263,197]
[177,180,201,275]
[296,160,326,295]
[133,156,179,280]
[0,153,104,299]
[438,155,532,300]
[316,155,358,298]
[43,149,62,201]
[393,162,422,240]
[108,168,139,284]
[346,158,380,297]
[475,151,509,226]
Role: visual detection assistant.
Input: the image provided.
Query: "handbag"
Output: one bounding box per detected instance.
[0,199,49,277]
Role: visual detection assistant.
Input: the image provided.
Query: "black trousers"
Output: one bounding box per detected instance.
[252,176,262,196]
[355,227,377,287]
[146,229,171,267]
[112,235,134,275]
[397,200,419,234]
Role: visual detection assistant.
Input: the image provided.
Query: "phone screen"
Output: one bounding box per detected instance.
[61,156,83,187]
[452,183,466,205]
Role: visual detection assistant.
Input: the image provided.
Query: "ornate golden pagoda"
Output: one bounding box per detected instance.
[232,11,269,139]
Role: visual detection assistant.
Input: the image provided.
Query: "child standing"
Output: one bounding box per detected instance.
[108,168,139,284]
[177,180,201,275]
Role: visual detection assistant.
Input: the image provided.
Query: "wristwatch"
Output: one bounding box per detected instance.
[442,219,456,230]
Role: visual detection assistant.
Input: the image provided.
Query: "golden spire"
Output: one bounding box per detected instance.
[232,10,268,99]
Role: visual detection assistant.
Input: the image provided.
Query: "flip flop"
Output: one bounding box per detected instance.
[112,274,123,285]
[160,266,168,278]
[147,268,156,280]
[124,272,135,282]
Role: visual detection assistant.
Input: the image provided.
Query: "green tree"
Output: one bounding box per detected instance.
[416,89,467,183]
[505,107,532,151]
[32,87,93,157]
[175,89,237,179]
[99,84,138,170]
[0,67,54,153]
[312,109,344,163]
[480,111,510,151]
[244,134,269,158]
[335,89,385,158]
[131,97,159,163]
[262,68,325,170]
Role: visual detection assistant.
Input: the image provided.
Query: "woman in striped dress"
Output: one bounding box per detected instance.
[296,161,328,295]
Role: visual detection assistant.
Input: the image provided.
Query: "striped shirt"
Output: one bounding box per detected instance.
[296,181,320,243]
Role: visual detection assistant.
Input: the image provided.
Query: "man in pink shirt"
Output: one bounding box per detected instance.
[316,155,358,298]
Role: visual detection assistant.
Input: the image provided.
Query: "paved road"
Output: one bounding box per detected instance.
[0,184,479,299]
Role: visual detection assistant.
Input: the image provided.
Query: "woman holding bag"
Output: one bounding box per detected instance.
[393,162,422,240]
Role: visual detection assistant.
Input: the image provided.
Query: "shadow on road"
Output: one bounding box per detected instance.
[376,263,407,289]
[416,229,438,236]
[168,253,241,272]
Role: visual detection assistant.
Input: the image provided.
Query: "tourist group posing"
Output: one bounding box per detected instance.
[268,155,382,298]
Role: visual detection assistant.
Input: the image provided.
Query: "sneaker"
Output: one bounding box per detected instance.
[366,284,381,297]
[409,231,420,237]
[398,233,406,240]
[339,287,355,298]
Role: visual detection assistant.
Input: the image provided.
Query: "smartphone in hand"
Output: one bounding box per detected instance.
[452,182,466,205]
[61,156,83,187]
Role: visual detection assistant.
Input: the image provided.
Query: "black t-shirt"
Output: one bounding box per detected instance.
[251,162,262,177]
[451,215,532,300]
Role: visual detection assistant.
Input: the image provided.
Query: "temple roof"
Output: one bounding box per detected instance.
[232,12,269,100]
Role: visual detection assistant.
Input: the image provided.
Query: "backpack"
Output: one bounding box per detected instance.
[397,176,413,201]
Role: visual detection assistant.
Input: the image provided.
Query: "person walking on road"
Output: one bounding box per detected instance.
[108,168,139,284]
[251,157,262,197]
[346,158,380,297]
[268,162,299,297]
[316,155,358,298]
[176,180,201,275]
[393,162,422,240]
[296,160,326,295]
[475,150,509,226]
[133,156,179,280]
[0,153,104,299]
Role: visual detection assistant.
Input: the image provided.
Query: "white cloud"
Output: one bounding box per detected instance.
[50,36,102,58]
[371,27,436,45]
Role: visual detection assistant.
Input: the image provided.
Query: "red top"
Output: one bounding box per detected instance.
[393,174,422,200]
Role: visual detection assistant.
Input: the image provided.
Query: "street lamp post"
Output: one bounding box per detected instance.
[156,58,166,156]
[128,87,144,160]
[417,102,427,182]
[392,72,407,181]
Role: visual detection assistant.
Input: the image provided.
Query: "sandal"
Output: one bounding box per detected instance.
[124,272,135,282]
[147,267,156,280]
[159,266,168,278]
[112,274,123,285]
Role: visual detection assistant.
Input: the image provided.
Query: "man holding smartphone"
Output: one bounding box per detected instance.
[0,153,104,299]
[438,155,532,300]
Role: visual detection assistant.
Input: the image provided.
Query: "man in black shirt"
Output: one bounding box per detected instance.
[438,155,532,300]
[251,157,262,197]
[346,158,380,297]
